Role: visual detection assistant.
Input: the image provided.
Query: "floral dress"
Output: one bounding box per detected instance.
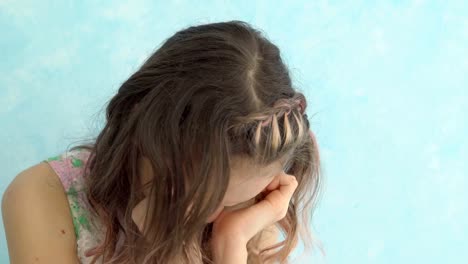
[43,148,106,263]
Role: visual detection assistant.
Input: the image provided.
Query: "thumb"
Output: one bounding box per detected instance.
[264,174,280,192]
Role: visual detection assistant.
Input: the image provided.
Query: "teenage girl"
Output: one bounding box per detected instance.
[2,20,322,264]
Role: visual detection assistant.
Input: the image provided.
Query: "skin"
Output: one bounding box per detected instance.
[211,172,298,263]
[2,162,80,264]
[206,156,287,223]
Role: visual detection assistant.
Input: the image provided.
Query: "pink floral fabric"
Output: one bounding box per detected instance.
[43,148,106,264]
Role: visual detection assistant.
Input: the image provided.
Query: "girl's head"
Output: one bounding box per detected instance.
[72,20,322,264]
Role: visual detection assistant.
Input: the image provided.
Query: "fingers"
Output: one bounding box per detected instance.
[240,173,298,239]
[276,173,298,200]
[265,171,296,192]
[263,173,297,215]
[265,175,280,192]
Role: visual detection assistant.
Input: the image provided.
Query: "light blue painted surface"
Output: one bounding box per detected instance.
[1,1,467,263]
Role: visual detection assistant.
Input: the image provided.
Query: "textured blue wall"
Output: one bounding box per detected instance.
[1,1,467,263]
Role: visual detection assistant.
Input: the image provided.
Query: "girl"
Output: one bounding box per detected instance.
[2,20,322,264]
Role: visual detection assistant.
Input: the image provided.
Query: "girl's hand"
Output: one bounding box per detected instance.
[211,172,298,246]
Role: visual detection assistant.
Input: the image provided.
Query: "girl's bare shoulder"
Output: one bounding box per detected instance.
[2,162,79,263]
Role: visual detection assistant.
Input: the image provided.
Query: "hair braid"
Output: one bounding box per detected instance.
[249,93,310,150]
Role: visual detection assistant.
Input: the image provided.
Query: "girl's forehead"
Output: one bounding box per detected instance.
[230,154,289,169]
[229,158,283,185]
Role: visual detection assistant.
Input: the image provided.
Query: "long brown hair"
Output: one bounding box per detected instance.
[69,20,323,263]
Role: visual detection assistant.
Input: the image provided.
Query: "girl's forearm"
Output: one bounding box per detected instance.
[212,237,248,264]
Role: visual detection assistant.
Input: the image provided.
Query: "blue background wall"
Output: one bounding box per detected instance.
[1,1,467,263]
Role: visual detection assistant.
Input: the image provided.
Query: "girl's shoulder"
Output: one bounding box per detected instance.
[3,157,83,263]
[42,147,93,192]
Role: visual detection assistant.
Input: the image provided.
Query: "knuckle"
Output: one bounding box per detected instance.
[291,177,298,186]
[274,207,288,220]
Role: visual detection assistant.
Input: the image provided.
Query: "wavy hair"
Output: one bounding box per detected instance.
[69,20,323,263]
